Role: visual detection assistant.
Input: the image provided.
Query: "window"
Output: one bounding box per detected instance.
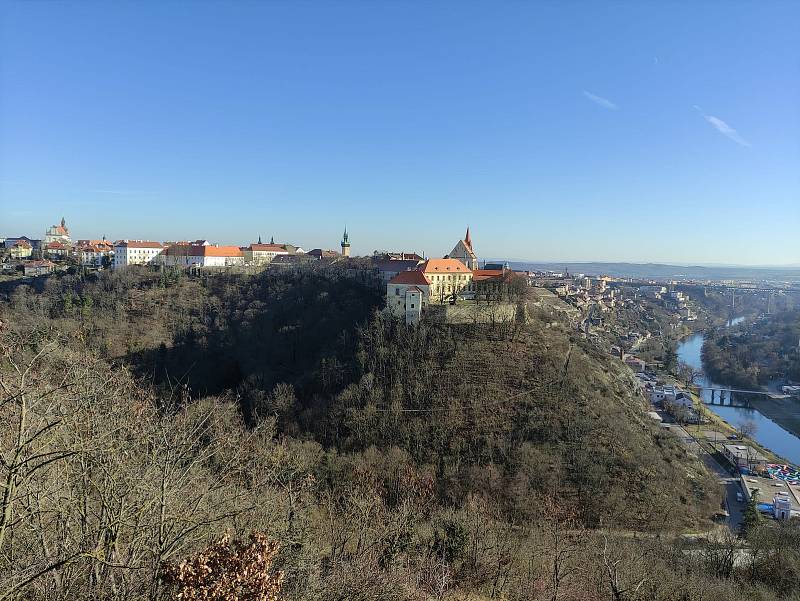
[410,303,415,308]
[395,287,400,295]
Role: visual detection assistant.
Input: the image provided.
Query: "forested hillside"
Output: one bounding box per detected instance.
[2,266,799,600]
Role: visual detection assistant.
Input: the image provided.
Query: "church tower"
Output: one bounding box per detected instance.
[341,227,351,257]
[449,226,478,270]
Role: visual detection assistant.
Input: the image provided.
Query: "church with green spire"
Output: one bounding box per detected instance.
[340,226,350,257]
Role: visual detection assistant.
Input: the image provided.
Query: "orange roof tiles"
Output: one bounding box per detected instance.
[419,258,472,274]
[192,245,243,257]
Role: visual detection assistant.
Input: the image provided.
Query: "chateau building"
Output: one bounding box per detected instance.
[419,258,474,303]
[449,227,478,270]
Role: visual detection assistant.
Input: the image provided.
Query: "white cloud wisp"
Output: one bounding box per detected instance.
[582,90,618,110]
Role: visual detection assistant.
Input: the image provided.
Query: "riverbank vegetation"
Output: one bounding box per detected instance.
[2,266,800,600]
[702,310,800,389]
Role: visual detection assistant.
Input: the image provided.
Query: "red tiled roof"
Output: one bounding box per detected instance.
[419,258,471,274]
[249,244,289,252]
[45,241,68,250]
[389,270,431,285]
[472,269,504,282]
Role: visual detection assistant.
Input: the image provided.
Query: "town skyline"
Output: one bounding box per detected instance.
[4,215,800,270]
[2,2,799,265]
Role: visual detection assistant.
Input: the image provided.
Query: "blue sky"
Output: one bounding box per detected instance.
[1,1,798,265]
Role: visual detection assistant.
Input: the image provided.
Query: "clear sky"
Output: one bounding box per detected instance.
[1,1,798,265]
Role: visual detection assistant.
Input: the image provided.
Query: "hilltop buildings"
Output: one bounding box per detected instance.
[244,243,289,265]
[161,243,244,267]
[386,270,431,325]
[385,228,530,323]
[113,240,164,268]
[449,227,478,270]
[45,218,71,245]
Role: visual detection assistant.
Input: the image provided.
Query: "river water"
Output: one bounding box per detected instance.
[676,319,800,465]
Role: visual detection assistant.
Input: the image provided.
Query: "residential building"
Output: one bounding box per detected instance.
[649,385,692,407]
[449,227,478,269]
[113,240,164,268]
[44,217,71,245]
[44,240,70,259]
[386,270,431,324]
[639,285,666,299]
[23,260,56,277]
[79,241,114,267]
[161,243,244,267]
[419,258,473,303]
[7,239,33,259]
[624,355,647,372]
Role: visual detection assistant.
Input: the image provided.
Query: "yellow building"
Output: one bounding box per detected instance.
[8,240,33,259]
[419,258,473,303]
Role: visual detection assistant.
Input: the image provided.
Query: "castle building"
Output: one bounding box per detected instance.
[341,227,351,257]
[386,257,475,323]
[420,258,474,303]
[449,227,478,270]
[45,217,71,245]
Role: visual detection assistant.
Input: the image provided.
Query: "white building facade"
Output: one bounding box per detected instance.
[113,241,164,268]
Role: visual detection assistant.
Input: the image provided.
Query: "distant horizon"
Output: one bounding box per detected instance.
[2,2,799,265]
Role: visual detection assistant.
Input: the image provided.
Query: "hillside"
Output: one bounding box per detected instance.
[2,266,798,600]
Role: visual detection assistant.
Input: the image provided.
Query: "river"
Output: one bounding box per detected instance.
[676,318,800,465]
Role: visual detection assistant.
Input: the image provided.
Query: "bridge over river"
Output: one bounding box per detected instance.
[693,385,791,407]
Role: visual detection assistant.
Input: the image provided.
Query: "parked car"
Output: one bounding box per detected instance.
[736,492,744,503]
